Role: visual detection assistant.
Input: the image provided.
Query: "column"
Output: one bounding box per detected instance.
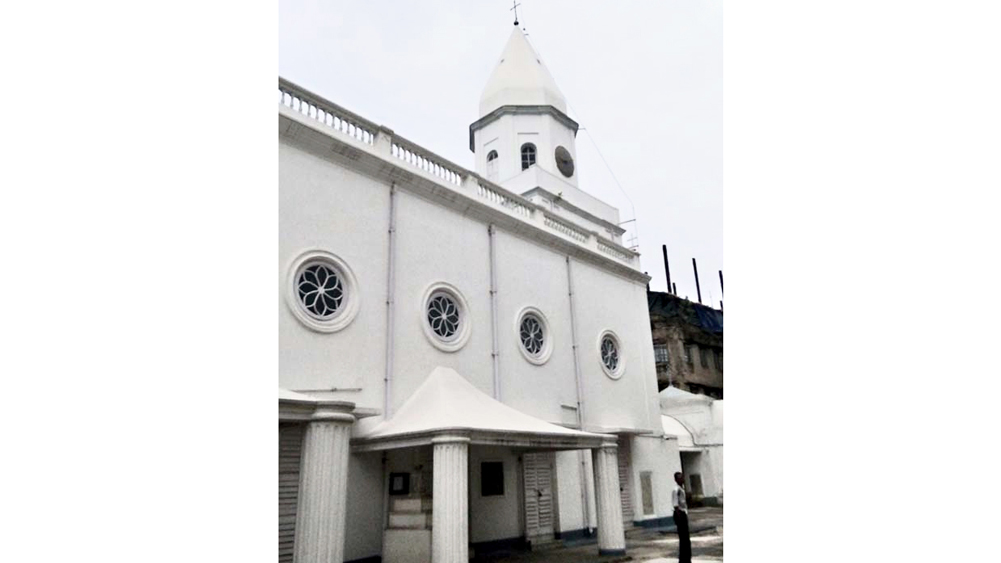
[592,441,626,556]
[293,403,355,563]
[432,434,469,563]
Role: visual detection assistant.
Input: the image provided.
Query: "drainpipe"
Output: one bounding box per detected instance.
[566,257,593,533]
[384,184,397,418]
[488,225,501,400]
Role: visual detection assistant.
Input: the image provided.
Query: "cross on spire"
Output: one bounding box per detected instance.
[510,1,521,26]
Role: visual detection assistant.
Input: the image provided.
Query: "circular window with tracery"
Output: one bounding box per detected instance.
[286,250,360,333]
[297,262,344,319]
[427,292,460,340]
[421,283,471,352]
[598,330,625,379]
[516,307,552,365]
[521,316,544,354]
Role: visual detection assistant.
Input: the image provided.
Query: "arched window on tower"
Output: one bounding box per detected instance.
[486,150,499,180]
[520,143,536,170]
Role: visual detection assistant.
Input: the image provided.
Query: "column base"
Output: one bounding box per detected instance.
[598,548,627,556]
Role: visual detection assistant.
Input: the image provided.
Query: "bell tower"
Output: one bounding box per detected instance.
[470,25,580,189]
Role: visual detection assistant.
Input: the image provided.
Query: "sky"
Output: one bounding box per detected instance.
[279,0,723,305]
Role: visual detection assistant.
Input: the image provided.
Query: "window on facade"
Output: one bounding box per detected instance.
[297,262,344,319]
[519,314,545,356]
[654,345,669,364]
[389,472,410,496]
[684,345,693,366]
[714,350,723,371]
[481,462,504,497]
[520,143,536,170]
[427,291,461,341]
[601,334,620,373]
[700,348,709,368]
[487,150,498,162]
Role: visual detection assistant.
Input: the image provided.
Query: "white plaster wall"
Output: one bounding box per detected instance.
[702,446,723,498]
[281,132,672,554]
[554,450,585,533]
[389,190,494,412]
[494,230,578,423]
[710,445,723,497]
[570,259,661,433]
[279,139,389,410]
[468,447,522,543]
[680,447,722,500]
[344,452,385,561]
[629,435,680,523]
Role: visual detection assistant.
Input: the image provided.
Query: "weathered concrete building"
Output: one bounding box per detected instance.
[647,291,723,397]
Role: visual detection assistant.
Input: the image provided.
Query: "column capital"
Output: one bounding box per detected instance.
[311,401,356,424]
[431,433,471,445]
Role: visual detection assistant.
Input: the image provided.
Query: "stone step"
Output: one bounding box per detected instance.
[388,511,432,529]
[391,498,423,513]
[527,536,562,551]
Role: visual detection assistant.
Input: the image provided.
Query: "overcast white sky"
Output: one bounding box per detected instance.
[279,0,723,304]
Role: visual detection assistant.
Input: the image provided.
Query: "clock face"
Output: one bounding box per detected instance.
[555,146,574,178]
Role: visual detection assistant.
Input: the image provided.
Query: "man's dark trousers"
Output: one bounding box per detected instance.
[674,509,692,563]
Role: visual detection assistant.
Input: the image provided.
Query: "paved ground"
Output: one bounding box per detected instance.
[472,507,723,562]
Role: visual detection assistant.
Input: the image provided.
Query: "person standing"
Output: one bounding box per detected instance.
[672,471,692,563]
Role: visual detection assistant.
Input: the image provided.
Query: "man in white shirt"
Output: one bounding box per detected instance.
[672,471,692,563]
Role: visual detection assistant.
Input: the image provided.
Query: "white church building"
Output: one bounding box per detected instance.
[279,25,682,563]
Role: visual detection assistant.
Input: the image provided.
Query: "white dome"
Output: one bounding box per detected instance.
[479,26,567,117]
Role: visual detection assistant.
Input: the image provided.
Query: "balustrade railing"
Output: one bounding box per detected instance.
[279,78,639,269]
[543,213,589,243]
[597,239,635,263]
[278,79,375,145]
[391,138,462,186]
[476,182,532,218]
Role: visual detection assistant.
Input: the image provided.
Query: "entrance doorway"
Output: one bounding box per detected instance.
[522,451,557,545]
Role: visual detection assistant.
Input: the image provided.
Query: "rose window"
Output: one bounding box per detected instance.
[520,315,545,356]
[427,292,460,340]
[297,263,344,319]
[600,335,619,372]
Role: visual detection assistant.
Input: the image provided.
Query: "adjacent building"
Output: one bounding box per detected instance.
[648,290,723,398]
[279,25,682,563]
[660,387,724,506]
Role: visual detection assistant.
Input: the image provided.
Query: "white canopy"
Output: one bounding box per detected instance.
[661,415,697,450]
[354,366,611,451]
[659,385,715,412]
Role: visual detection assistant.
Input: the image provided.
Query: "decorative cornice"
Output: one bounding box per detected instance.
[351,427,612,452]
[469,105,580,152]
[521,186,627,236]
[278,105,649,285]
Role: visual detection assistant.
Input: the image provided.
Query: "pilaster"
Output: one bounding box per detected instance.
[592,441,627,556]
[293,404,355,563]
[432,434,470,563]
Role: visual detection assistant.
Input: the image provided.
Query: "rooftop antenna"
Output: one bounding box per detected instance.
[662,245,672,294]
[510,0,521,25]
[719,270,724,296]
[692,258,702,305]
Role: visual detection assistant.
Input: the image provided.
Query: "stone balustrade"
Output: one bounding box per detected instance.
[279,79,376,146]
[391,138,463,186]
[278,78,641,270]
[476,182,533,218]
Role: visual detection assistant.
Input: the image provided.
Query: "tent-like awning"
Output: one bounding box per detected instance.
[661,414,698,450]
[353,366,613,452]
